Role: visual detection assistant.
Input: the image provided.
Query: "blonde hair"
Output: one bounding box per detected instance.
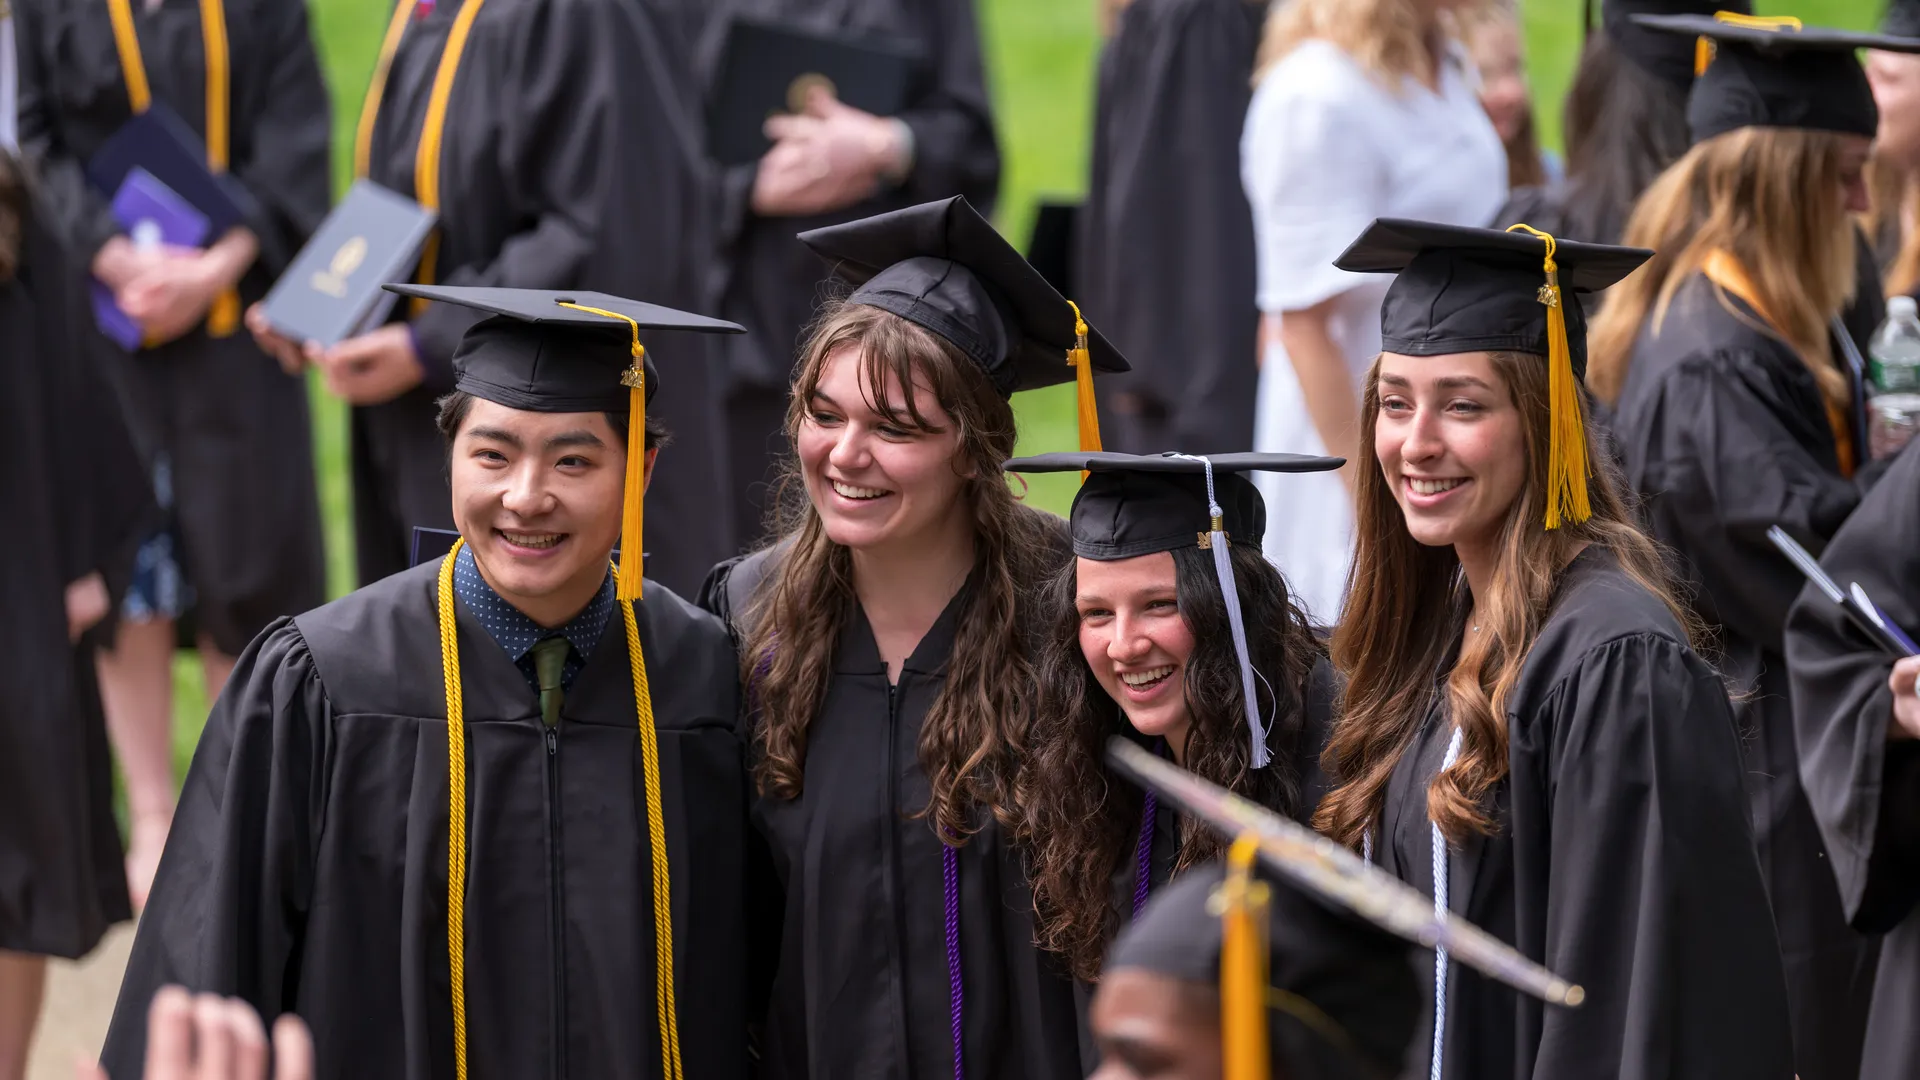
[1255,0,1484,86]
[1863,154,1920,297]
[1587,126,1861,414]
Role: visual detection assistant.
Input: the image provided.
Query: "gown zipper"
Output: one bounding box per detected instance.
[884,680,916,1076]
[544,716,567,1079]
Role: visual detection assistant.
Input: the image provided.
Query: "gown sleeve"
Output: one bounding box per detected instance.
[1786,437,1920,934]
[227,0,331,278]
[889,0,998,209]
[1634,352,1862,646]
[12,0,120,263]
[1512,632,1797,1079]
[98,619,330,1077]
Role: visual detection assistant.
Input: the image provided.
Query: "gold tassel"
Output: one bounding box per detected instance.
[1215,833,1271,1080]
[1065,300,1101,482]
[557,301,648,602]
[1695,14,1801,77]
[1506,224,1591,530]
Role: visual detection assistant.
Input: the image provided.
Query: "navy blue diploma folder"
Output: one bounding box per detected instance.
[86,102,245,237]
[257,180,437,347]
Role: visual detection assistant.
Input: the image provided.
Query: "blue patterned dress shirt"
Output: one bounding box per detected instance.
[450,545,617,695]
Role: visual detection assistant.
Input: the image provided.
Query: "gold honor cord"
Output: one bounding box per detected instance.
[1064,299,1101,482]
[1504,223,1591,529]
[351,0,488,318]
[435,538,682,1080]
[104,0,239,337]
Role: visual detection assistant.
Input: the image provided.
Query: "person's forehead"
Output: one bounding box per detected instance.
[459,397,620,438]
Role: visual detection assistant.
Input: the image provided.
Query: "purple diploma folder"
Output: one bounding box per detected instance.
[91,167,212,351]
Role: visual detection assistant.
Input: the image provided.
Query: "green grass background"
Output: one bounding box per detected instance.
[166,0,1884,770]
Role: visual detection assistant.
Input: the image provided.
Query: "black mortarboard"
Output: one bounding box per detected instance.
[385,284,744,601]
[1632,13,1920,143]
[1600,0,1752,86]
[1006,451,1342,770]
[1888,0,1920,39]
[1105,860,1421,1080]
[800,196,1129,456]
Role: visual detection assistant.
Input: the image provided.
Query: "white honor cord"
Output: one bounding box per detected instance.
[1170,454,1271,768]
[0,2,17,154]
[1429,725,1465,1080]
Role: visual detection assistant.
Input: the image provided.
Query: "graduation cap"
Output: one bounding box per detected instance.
[1333,218,1654,530]
[1889,0,1920,40]
[385,284,744,601]
[1631,11,1920,143]
[1594,0,1753,86]
[799,195,1129,459]
[1104,853,1421,1080]
[1005,452,1343,770]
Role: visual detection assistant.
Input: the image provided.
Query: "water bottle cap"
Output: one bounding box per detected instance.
[1893,295,1918,320]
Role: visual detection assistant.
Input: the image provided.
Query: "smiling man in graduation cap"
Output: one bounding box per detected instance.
[101,287,757,1080]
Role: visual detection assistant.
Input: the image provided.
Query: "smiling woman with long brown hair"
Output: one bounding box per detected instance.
[1317,218,1793,1080]
[699,196,1124,1080]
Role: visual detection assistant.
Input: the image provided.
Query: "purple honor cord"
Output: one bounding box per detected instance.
[1131,791,1158,918]
[942,842,964,1080]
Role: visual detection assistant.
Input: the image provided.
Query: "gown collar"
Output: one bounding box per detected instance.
[833,568,979,677]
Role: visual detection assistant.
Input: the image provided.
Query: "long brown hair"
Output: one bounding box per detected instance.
[1316,351,1697,847]
[1020,543,1324,981]
[1255,0,1481,87]
[0,152,25,283]
[739,301,1065,839]
[1586,126,1862,412]
[1863,154,1920,297]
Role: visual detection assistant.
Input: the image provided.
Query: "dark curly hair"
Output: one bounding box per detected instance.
[1019,541,1324,981]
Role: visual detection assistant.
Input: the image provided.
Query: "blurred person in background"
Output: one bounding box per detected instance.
[689,0,1000,548]
[1074,0,1265,456]
[1240,0,1506,624]
[14,0,331,912]
[1457,1,1559,191]
[1864,0,1920,299]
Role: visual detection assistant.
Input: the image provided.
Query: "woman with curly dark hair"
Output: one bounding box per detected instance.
[1004,451,1339,1050]
[699,196,1126,1080]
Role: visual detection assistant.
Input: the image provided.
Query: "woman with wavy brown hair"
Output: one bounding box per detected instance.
[1589,17,1919,1079]
[698,196,1124,1080]
[1318,217,1793,1080]
[1003,449,1338,1068]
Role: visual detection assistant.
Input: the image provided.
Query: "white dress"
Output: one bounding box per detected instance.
[1240,39,1507,624]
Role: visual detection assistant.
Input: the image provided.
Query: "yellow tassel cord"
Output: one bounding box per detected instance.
[555,302,649,604]
[437,539,682,1080]
[105,0,237,337]
[1216,834,1272,1080]
[1696,13,1802,76]
[350,0,485,317]
[1065,300,1102,482]
[435,543,472,1080]
[1504,224,1590,530]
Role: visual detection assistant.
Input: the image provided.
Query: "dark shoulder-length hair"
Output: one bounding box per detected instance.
[1557,29,1693,246]
[1019,541,1324,982]
[739,300,1066,840]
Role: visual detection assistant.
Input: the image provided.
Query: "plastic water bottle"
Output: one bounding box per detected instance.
[1869,295,1920,459]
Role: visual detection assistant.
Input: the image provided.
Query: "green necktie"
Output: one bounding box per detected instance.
[530,636,570,727]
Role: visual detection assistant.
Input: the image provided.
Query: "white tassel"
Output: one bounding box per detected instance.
[1174,455,1270,769]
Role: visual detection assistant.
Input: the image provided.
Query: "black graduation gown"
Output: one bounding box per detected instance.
[99,561,753,1080]
[14,0,328,652]
[1785,436,1920,1080]
[700,547,1082,1080]
[1076,0,1262,456]
[353,0,730,597]
[690,0,1000,543]
[1375,549,1795,1080]
[0,181,149,958]
[1607,272,1875,1080]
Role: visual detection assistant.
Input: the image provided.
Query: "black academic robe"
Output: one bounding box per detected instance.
[14,0,328,653]
[0,178,148,959]
[701,546,1082,1080]
[99,561,752,1080]
[353,0,730,597]
[1785,437,1920,1080]
[1076,0,1262,456]
[691,0,1000,543]
[1375,549,1795,1080]
[1607,272,1875,1080]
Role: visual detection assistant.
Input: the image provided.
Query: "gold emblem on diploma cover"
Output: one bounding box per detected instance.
[310,236,368,299]
[786,72,837,113]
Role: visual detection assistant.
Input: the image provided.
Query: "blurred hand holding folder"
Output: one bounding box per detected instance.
[257,180,436,348]
[1769,525,1919,657]
[707,17,923,167]
[89,167,210,350]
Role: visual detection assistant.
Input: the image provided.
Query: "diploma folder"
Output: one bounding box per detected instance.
[257,181,436,348]
[91,167,211,350]
[1767,525,1918,657]
[707,17,923,167]
[86,101,245,237]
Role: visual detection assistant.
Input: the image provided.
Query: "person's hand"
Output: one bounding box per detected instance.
[75,986,313,1080]
[1888,656,1920,740]
[118,251,224,345]
[92,235,170,292]
[244,304,321,376]
[315,323,424,406]
[750,86,909,217]
[66,572,110,642]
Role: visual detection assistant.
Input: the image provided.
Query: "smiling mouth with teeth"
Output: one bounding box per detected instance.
[1118,665,1176,689]
[1408,477,1467,495]
[498,529,565,550]
[830,479,891,501]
